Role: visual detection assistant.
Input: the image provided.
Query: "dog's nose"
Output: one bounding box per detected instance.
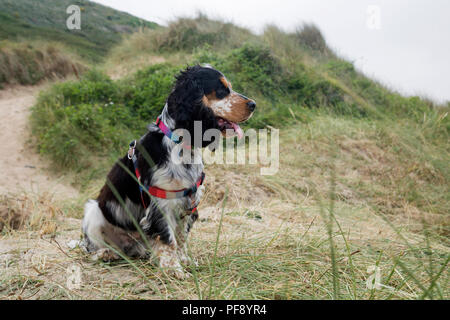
[247,100,256,112]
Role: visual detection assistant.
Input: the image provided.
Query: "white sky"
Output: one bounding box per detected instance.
[92,0,450,103]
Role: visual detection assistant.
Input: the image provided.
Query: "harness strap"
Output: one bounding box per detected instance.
[127,117,205,214]
[147,172,205,199]
[128,140,146,207]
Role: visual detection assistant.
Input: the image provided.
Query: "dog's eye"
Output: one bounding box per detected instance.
[215,87,230,99]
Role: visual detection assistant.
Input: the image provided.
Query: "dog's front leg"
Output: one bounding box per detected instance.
[175,211,199,267]
[175,184,203,266]
[152,237,187,279]
[141,205,187,279]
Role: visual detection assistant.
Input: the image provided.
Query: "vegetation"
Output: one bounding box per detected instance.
[0,0,158,62]
[0,0,159,85]
[0,41,85,86]
[2,14,449,299]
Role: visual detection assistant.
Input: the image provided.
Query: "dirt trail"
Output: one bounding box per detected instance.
[0,85,77,199]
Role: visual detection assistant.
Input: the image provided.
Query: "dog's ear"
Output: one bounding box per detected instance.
[167,66,204,124]
[167,65,220,148]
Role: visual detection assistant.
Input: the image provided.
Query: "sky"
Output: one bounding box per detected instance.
[92,0,450,103]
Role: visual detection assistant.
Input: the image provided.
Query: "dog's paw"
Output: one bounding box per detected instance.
[159,256,189,279]
[163,265,190,280]
[91,248,120,262]
[154,241,190,279]
[177,249,198,267]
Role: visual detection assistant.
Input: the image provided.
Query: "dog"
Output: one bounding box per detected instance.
[82,65,255,278]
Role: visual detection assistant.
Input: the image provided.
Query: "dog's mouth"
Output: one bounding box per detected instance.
[216,117,244,139]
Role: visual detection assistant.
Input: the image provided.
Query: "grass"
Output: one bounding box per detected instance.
[0,0,158,63]
[0,40,86,87]
[0,0,159,85]
[1,159,448,299]
[0,193,61,236]
[1,15,449,300]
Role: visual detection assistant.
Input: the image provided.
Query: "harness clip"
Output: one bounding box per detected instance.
[128,140,137,160]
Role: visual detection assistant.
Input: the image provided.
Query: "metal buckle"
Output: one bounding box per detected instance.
[128,140,136,160]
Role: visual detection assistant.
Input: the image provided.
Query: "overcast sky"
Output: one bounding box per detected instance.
[92,0,450,103]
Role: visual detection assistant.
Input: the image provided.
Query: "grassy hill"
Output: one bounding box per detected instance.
[0,40,86,86]
[0,0,158,86]
[0,0,158,62]
[1,13,449,299]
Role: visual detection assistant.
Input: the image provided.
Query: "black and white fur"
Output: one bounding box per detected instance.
[82,65,255,278]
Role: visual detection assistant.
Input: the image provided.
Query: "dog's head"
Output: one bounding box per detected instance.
[167,65,255,147]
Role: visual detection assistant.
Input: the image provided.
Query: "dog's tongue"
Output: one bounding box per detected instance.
[230,122,243,139]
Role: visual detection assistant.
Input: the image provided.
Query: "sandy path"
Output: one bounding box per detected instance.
[0,85,77,198]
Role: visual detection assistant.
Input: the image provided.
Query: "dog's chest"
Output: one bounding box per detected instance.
[148,160,204,214]
[150,158,203,191]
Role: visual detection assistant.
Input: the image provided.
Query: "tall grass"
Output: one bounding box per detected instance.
[1,162,448,299]
[108,13,253,60]
[0,41,85,87]
[295,23,334,57]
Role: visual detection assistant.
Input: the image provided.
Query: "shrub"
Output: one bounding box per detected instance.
[326,59,356,78]
[30,66,182,168]
[111,14,254,57]
[32,95,137,168]
[54,69,119,106]
[295,24,332,56]
[123,64,180,120]
[222,43,283,96]
[156,14,251,52]
[194,43,284,100]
